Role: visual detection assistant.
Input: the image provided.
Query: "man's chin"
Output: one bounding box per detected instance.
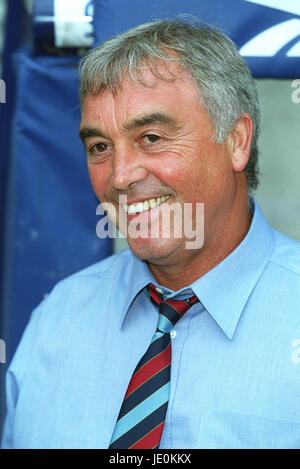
[126,236,183,264]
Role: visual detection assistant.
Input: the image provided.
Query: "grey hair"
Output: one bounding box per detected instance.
[79,18,261,191]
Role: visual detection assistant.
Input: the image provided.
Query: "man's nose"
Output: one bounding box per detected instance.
[111,144,148,191]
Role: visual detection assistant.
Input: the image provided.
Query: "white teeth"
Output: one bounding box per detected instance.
[135,202,144,213]
[127,205,135,214]
[123,196,169,213]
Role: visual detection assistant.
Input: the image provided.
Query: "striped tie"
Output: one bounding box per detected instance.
[109,282,199,449]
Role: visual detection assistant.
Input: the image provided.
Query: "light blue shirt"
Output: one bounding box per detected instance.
[2,200,300,449]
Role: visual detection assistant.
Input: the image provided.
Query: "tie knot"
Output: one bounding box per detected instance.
[148,283,199,334]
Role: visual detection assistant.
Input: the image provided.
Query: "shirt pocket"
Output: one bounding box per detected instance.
[197,408,300,449]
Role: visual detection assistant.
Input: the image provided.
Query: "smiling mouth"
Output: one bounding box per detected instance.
[123,196,170,214]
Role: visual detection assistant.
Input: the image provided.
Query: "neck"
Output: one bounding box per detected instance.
[147,188,252,291]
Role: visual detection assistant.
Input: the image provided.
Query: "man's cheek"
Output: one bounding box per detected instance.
[88,171,108,200]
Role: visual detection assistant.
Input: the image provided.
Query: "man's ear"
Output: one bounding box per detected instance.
[229,113,254,172]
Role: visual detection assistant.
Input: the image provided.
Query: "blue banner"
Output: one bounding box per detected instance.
[1,47,112,364]
[93,0,300,78]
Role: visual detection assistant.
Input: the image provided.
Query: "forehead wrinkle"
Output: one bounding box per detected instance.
[121,112,180,133]
[110,65,188,135]
[110,94,123,136]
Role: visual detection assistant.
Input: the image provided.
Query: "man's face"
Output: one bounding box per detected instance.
[80,63,239,268]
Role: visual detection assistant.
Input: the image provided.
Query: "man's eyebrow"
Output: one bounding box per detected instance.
[79,113,179,143]
[122,112,180,132]
[79,127,107,144]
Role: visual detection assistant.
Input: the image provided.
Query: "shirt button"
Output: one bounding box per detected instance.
[170,329,177,339]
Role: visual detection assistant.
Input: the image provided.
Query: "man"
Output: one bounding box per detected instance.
[2,19,300,449]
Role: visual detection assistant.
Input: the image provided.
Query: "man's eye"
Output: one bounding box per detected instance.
[142,134,161,144]
[89,143,108,154]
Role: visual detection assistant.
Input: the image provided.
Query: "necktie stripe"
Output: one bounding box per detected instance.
[158,302,191,329]
[189,296,199,305]
[124,343,171,400]
[149,283,162,304]
[110,402,168,449]
[109,284,199,449]
[119,365,170,419]
[157,313,175,333]
[163,300,189,316]
[110,382,169,444]
[134,333,169,371]
[129,421,165,449]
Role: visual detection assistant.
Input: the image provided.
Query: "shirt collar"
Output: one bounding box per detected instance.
[112,252,155,329]
[115,199,274,338]
[191,199,274,339]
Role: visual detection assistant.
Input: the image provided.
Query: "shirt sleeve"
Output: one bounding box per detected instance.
[1,298,48,449]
